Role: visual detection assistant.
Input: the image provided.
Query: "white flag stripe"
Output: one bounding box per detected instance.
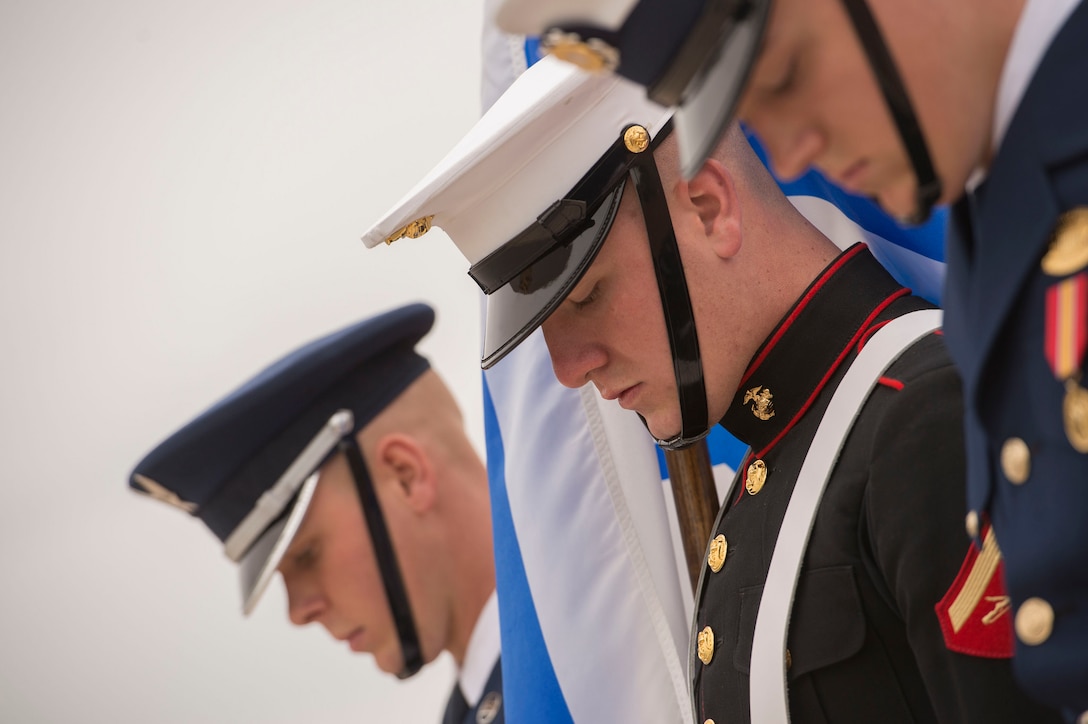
[582,385,692,721]
[659,462,739,615]
[789,195,947,303]
[485,329,690,723]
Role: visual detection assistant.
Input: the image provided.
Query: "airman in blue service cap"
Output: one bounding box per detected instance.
[131,303,433,620]
[129,304,504,722]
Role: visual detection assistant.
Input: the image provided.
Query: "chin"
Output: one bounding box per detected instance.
[373,650,404,676]
[874,177,927,224]
[645,415,683,443]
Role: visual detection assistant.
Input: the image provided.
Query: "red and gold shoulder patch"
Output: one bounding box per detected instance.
[934,526,1014,658]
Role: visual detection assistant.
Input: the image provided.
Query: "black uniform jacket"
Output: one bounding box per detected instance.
[442,657,503,724]
[691,246,1061,723]
[943,2,1088,712]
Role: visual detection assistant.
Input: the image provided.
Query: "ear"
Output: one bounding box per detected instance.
[681,158,742,260]
[373,433,437,515]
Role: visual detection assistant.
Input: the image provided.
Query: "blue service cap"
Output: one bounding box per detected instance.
[129,303,435,614]
[494,0,770,179]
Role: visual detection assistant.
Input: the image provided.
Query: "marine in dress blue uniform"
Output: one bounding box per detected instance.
[693,246,1059,723]
[361,57,1059,722]
[129,304,501,722]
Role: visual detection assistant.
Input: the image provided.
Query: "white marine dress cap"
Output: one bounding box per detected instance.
[362,54,671,367]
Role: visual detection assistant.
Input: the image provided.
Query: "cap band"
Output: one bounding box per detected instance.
[224,410,355,562]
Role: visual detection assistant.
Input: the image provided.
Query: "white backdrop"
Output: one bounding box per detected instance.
[0,1,486,722]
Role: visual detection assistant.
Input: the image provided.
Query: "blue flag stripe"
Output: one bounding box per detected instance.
[745,130,948,263]
[483,375,574,724]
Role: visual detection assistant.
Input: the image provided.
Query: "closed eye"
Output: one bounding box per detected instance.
[769,54,798,96]
[569,283,600,310]
[291,544,319,571]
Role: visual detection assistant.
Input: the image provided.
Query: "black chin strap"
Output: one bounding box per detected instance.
[629,143,711,449]
[840,0,942,223]
[340,437,423,679]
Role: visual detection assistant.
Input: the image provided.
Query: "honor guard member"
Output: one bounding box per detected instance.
[491,1,1088,714]
[362,58,1062,723]
[128,304,504,724]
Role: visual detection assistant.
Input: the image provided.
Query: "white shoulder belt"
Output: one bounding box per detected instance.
[750,309,943,723]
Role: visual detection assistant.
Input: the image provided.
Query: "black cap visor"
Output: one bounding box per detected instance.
[478,183,625,368]
[556,0,771,179]
[470,122,679,368]
[669,0,772,178]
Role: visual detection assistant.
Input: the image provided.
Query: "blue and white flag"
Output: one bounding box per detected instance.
[479,16,948,723]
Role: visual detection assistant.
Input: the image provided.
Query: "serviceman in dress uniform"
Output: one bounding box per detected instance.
[362,57,1061,723]
[128,304,503,724]
[489,1,1088,715]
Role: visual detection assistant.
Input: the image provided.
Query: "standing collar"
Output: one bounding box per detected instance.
[458,590,501,707]
[967,0,1080,191]
[720,244,909,457]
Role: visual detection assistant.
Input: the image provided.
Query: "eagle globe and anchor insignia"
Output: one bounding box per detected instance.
[743,385,776,421]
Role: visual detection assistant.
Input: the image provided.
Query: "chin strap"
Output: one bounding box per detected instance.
[840,0,942,223]
[628,136,711,450]
[340,437,423,679]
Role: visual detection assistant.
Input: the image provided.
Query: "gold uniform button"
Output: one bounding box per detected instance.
[476,691,502,724]
[965,510,980,538]
[704,720,715,724]
[707,534,728,573]
[623,125,651,153]
[785,648,792,671]
[697,626,716,665]
[745,459,768,495]
[1000,437,1031,484]
[1015,597,1055,646]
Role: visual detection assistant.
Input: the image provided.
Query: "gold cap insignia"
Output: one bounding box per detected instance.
[707,534,728,573]
[745,459,768,495]
[696,626,716,665]
[743,386,776,421]
[132,474,198,514]
[383,215,434,245]
[476,691,502,724]
[1042,207,1088,276]
[541,30,620,73]
[623,125,650,154]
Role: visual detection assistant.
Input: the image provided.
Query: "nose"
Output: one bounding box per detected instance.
[762,123,826,181]
[285,580,326,627]
[740,99,827,181]
[541,317,607,389]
